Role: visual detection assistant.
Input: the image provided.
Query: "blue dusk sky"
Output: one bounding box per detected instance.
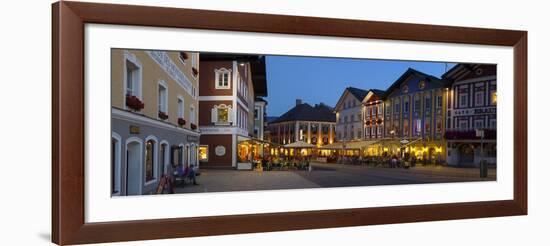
[265,55,454,117]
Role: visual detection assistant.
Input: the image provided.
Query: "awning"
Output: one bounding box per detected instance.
[284,140,316,148]
[320,140,380,150]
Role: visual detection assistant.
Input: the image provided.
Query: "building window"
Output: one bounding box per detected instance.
[475,91,484,106]
[436,95,443,108]
[211,104,233,125]
[459,120,469,130]
[365,127,370,138]
[215,68,231,89]
[190,105,196,124]
[344,116,348,123]
[350,125,355,139]
[198,145,209,162]
[254,107,260,120]
[377,125,382,135]
[351,115,355,122]
[125,60,141,98]
[371,126,376,135]
[111,134,121,195]
[191,53,197,68]
[491,91,497,105]
[394,102,400,114]
[158,81,168,115]
[357,112,362,122]
[403,119,409,136]
[404,101,409,114]
[145,139,157,183]
[177,97,184,119]
[425,96,431,110]
[475,119,484,129]
[378,104,383,115]
[414,98,420,112]
[459,94,468,108]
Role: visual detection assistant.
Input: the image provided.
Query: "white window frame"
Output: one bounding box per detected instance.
[159,140,170,175]
[459,94,468,108]
[157,80,168,115]
[459,120,469,130]
[144,135,159,186]
[177,96,184,119]
[214,68,231,89]
[474,119,485,129]
[111,132,122,196]
[123,51,142,107]
[475,91,485,107]
[212,104,233,125]
[191,53,197,68]
[190,105,196,125]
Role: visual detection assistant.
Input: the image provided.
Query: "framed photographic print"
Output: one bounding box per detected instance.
[52,1,527,245]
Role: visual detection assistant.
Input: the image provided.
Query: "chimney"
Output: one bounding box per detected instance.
[296,99,302,106]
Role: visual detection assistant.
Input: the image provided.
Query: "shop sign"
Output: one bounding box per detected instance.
[215,146,226,156]
[129,125,140,134]
[187,135,199,142]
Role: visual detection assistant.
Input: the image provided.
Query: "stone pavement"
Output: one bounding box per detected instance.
[173,162,496,194]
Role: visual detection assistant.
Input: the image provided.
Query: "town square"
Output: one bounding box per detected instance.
[111,49,497,196]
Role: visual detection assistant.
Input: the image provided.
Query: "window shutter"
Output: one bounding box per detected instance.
[229,108,235,123]
[211,107,217,123]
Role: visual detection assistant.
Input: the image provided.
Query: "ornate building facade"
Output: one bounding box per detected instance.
[111,49,200,196]
[198,54,267,169]
[381,68,449,163]
[442,64,497,167]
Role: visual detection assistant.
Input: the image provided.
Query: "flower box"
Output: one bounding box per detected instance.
[190,123,197,130]
[177,118,186,126]
[158,111,169,120]
[192,67,199,76]
[125,95,144,111]
[179,52,188,60]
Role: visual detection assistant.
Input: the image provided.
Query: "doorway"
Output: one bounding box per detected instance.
[126,140,142,195]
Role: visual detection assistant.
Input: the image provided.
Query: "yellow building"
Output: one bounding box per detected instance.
[111,49,200,196]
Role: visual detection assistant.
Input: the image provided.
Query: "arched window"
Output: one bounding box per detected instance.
[144,137,158,183]
[214,68,231,89]
[111,133,121,195]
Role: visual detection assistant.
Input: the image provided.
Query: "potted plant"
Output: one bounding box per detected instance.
[125,94,144,111]
[179,52,188,60]
[192,67,199,76]
[177,118,186,126]
[190,123,197,130]
[158,111,169,120]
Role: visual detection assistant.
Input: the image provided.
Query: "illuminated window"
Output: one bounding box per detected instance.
[198,145,209,162]
[145,139,157,182]
[491,91,497,105]
[211,104,232,125]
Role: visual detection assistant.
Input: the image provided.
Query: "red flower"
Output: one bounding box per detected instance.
[376,118,383,124]
[179,52,188,60]
[178,118,186,126]
[365,120,370,126]
[158,111,169,120]
[125,94,144,111]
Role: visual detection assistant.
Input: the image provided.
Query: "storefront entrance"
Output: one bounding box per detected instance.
[458,144,475,165]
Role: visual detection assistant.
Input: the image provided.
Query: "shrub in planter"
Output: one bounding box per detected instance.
[125,95,144,111]
[158,111,169,120]
[177,118,186,126]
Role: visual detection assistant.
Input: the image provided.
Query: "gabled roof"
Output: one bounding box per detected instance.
[382,68,449,99]
[362,89,386,103]
[334,87,368,111]
[270,103,336,124]
[347,87,369,101]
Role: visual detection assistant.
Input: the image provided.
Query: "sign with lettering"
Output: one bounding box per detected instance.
[129,125,140,134]
[146,51,193,96]
[453,107,496,116]
[187,135,199,142]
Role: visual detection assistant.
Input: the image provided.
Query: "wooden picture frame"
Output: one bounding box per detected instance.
[52,1,527,245]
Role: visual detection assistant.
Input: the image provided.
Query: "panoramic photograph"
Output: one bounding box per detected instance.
[111,49,497,196]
